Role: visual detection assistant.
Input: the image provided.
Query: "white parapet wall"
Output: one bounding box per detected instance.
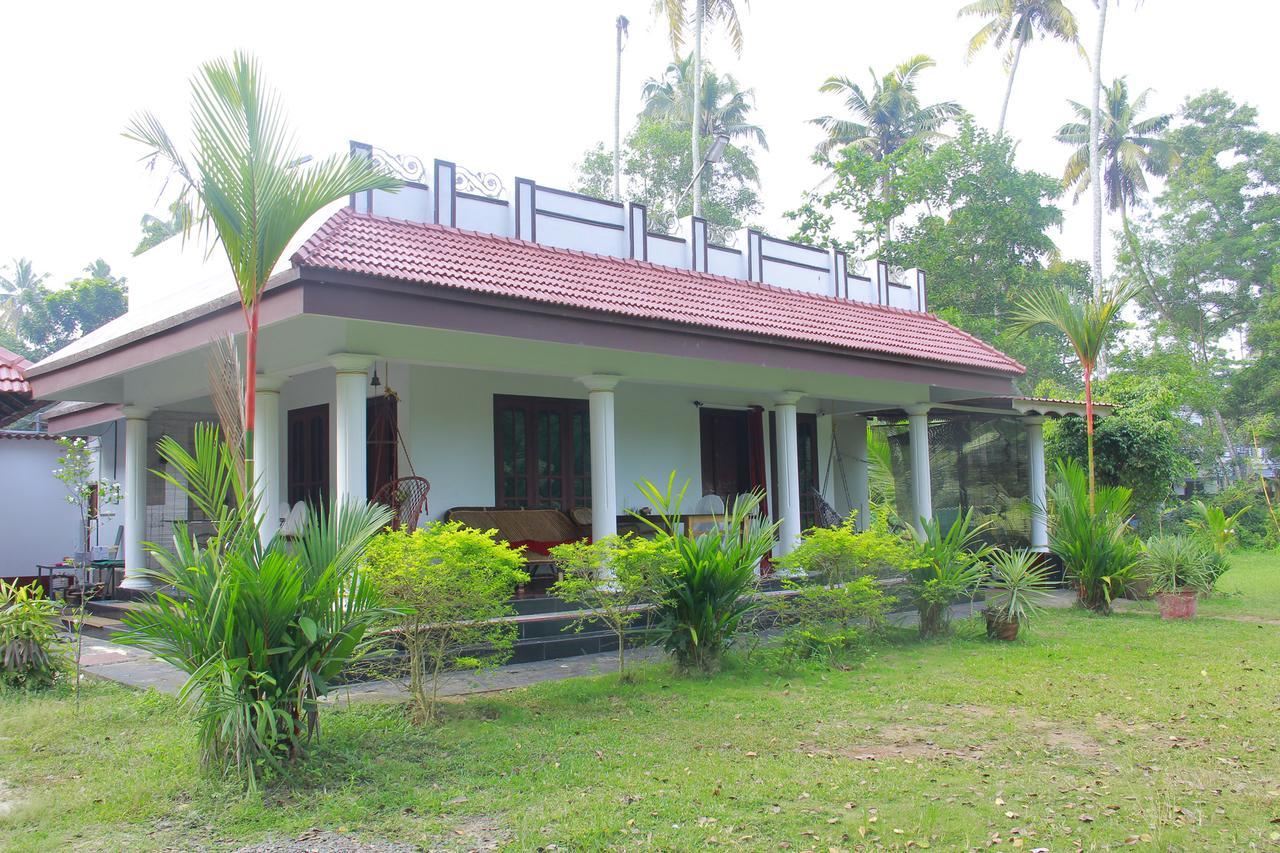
[350,142,929,313]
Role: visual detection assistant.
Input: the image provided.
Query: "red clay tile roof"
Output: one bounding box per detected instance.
[0,346,32,394]
[293,209,1025,376]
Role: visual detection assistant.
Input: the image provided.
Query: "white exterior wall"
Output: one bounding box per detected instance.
[0,436,120,578]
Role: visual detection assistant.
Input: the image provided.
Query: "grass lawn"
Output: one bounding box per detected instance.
[2,553,1279,851]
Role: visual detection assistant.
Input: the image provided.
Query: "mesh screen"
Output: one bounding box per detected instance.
[878,415,1031,548]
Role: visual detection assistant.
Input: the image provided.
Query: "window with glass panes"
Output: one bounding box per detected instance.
[493,395,591,511]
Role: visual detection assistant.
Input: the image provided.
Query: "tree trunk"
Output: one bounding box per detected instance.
[691,0,704,218]
[997,38,1024,137]
[244,303,260,494]
[1212,407,1240,483]
[1089,0,1107,299]
[1085,364,1096,514]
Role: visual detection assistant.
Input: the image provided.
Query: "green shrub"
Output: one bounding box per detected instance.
[906,508,991,637]
[0,580,66,688]
[776,576,893,665]
[1047,459,1143,613]
[1140,535,1216,595]
[549,534,674,679]
[1207,482,1279,550]
[636,474,779,673]
[121,426,392,787]
[775,512,918,586]
[364,522,528,723]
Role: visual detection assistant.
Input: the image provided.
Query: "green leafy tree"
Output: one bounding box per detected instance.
[15,274,127,360]
[1047,374,1194,528]
[959,0,1083,136]
[133,199,191,256]
[125,52,399,491]
[789,122,1090,387]
[549,535,675,679]
[0,258,48,334]
[363,522,528,723]
[577,118,761,244]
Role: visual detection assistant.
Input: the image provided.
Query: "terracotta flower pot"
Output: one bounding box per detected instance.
[1156,589,1198,620]
[985,611,1020,641]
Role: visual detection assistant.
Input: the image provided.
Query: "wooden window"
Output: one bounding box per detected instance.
[494,395,590,511]
[366,394,398,501]
[287,404,329,508]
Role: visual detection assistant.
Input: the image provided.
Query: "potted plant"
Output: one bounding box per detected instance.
[982,549,1056,640]
[1140,535,1213,620]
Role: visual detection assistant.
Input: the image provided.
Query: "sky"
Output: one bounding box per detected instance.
[1,0,1274,291]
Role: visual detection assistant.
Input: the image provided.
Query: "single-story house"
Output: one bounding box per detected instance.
[26,144,1100,593]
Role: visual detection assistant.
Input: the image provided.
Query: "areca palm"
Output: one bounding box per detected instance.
[125,53,399,492]
[1011,279,1141,510]
[652,0,745,218]
[960,0,1083,136]
[811,55,962,159]
[641,54,767,149]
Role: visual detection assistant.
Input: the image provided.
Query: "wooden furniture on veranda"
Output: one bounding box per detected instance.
[445,507,583,581]
[372,476,432,533]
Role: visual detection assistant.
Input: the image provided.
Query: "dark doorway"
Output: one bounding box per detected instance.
[769,412,821,529]
[367,393,399,501]
[699,407,768,509]
[287,404,329,507]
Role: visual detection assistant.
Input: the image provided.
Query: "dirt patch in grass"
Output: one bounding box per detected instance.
[429,816,511,851]
[1026,719,1106,758]
[233,828,420,852]
[804,723,991,762]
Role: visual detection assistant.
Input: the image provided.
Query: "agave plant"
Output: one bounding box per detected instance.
[982,548,1056,632]
[906,509,992,637]
[120,424,391,786]
[1047,459,1141,613]
[635,474,778,673]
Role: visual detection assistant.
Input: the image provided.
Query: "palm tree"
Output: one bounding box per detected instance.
[126,53,399,492]
[1056,78,1173,224]
[652,0,745,218]
[959,0,1083,136]
[1011,279,1141,510]
[811,55,962,159]
[0,258,49,330]
[641,55,767,149]
[1088,0,1108,297]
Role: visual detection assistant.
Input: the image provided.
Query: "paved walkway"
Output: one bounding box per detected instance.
[78,590,1080,701]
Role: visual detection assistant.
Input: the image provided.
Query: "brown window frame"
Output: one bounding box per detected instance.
[769,411,821,530]
[287,403,330,508]
[493,394,591,512]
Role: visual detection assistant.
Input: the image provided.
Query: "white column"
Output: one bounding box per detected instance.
[848,415,871,531]
[579,375,620,541]
[120,406,153,592]
[253,375,285,543]
[906,404,933,536]
[330,354,374,506]
[1026,416,1049,551]
[774,392,804,555]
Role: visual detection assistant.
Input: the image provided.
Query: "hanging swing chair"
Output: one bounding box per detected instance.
[811,424,854,529]
[367,374,431,532]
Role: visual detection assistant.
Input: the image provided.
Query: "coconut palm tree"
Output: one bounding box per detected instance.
[1011,279,1141,510]
[1088,0,1108,297]
[0,258,49,331]
[652,0,745,218]
[641,55,767,149]
[811,55,962,159]
[959,0,1084,136]
[125,52,399,492]
[1056,77,1173,223]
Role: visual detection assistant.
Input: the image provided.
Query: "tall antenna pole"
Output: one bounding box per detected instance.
[614,15,629,201]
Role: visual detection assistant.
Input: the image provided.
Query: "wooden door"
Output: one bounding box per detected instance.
[287,404,329,508]
[700,408,751,506]
[366,394,398,502]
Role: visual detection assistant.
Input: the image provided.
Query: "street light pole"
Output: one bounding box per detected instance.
[614,15,629,201]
